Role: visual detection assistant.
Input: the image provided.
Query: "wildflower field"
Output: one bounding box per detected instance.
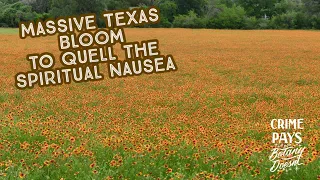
[0,28,319,179]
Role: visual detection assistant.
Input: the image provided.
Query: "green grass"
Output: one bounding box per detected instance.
[0,28,18,34]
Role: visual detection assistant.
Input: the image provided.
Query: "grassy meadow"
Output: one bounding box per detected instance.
[0,28,319,179]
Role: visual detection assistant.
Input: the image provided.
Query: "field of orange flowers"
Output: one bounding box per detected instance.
[0,28,319,179]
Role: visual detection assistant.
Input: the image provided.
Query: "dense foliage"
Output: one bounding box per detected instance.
[1,0,320,29]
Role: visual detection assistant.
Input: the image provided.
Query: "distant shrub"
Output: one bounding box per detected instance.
[270,11,297,29]
[160,17,173,28]
[295,12,311,29]
[310,15,320,29]
[150,16,172,28]
[0,23,9,27]
[173,10,206,28]
[244,16,258,29]
[257,18,271,29]
[35,13,50,21]
[207,5,246,29]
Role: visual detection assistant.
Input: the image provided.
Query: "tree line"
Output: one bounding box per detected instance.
[1,0,320,29]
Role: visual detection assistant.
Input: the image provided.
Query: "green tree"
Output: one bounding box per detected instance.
[270,11,298,29]
[208,5,246,29]
[173,10,206,28]
[217,0,235,7]
[271,0,310,29]
[158,0,178,23]
[303,0,320,28]
[274,0,304,15]
[75,0,105,14]
[105,0,130,10]
[50,0,105,17]
[0,0,19,4]
[303,0,320,15]
[174,0,207,16]
[236,0,276,18]
[49,0,77,17]
[24,0,51,13]
[0,2,36,27]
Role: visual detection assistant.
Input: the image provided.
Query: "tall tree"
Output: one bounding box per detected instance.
[236,0,277,18]
[303,0,320,15]
[75,0,105,14]
[50,0,77,17]
[23,0,51,13]
[174,0,207,16]
[50,0,105,17]
[1,2,36,27]
[158,0,178,22]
